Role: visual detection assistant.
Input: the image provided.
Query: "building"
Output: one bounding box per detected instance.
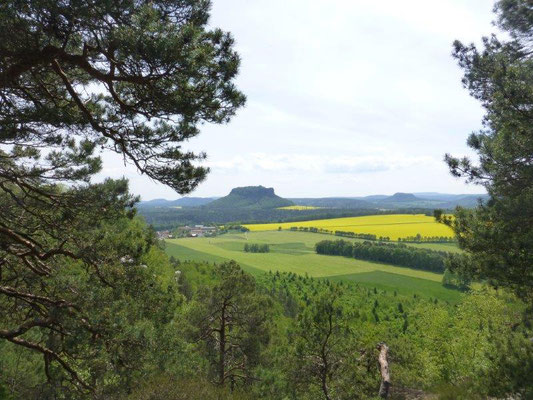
[178,225,217,237]
[156,230,173,239]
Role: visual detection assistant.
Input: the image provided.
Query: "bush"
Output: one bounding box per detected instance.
[123,376,253,400]
[244,243,270,253]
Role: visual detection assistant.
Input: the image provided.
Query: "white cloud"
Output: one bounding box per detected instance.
[96,0,495,199]
[207,152,436,175]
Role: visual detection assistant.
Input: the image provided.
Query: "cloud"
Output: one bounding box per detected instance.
[93,1,494,199]
[207,153,435,175]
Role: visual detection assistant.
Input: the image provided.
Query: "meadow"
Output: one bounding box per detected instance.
[243,214,453,241]
[166,230,463,302]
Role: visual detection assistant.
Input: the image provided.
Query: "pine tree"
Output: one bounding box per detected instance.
[187,261,272,387]
[0,0,244,390]
[443,0,533,304]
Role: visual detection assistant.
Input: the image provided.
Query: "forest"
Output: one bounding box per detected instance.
[315,240,448,274]
[0,0,532,399]
[3,253,531,399]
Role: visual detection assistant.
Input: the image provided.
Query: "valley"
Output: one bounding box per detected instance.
[166,230,462,302]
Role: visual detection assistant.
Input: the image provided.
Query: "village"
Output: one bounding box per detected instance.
[157,225,217,240]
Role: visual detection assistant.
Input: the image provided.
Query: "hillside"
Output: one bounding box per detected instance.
[165,230,462,302]
[138,196,218,208]
[380,192,421,203]
[207,186,294,209]
[138,191,488,211]
[136,189,489,229]
[290,197,374,209]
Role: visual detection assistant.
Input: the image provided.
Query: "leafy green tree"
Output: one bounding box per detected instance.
[122,375,255,400]
[0,210,182,397]
[0,0,245,192]
[186,261,272,388]
[443,0,533,303]
[289,287,359,400]
[0,0,244,393]
[442,256,472,291]
[441,4,533,397]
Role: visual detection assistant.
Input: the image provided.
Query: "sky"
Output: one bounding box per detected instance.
[98,0,497,200]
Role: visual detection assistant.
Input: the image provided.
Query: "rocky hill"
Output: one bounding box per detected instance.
[207,186,294,209]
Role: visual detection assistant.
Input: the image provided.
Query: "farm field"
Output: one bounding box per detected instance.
[166,230,463,302]
[243,214,454,241]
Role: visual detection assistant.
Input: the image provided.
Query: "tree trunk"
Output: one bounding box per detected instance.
[321,371,331,400]
[320,313,333,400]
[219,304,226,386]
[377,342,391,399]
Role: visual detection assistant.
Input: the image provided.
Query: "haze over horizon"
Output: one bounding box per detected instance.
[96,0,496,200]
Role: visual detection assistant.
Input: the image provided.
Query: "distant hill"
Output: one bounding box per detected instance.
[138,197,217,208]
[207,186,293,209]
[137,190,489,219]
[359,194,389,201]
[172,197,218,207]
[414,192,488,207]
[136,188,489,228]
[442,194,488,208]
[380,192,421,203]
[290,197,374,209]
[370,192,488,208]
[413,192,462,201]
[138,198,172,207]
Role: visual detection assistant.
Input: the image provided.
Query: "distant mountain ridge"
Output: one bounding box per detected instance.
[290,197,374,209]
[138,189,488,210]
[207,186,294,209]
[381,192,421,203]
[138,197,218,208]
[137,188,489,229]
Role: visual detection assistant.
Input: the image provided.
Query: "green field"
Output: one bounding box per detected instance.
[244,214,454,241]
[166,230,463,302]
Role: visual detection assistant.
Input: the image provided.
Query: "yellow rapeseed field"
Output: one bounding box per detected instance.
[277,205,322,210]
[244,214,454,241]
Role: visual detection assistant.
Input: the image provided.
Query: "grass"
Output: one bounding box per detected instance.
[166,230,462,302]
[243,214,454,241]
[329,271,463,303]
[165,241,264,276]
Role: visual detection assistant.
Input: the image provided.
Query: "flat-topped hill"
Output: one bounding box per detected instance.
[207,186,294,209]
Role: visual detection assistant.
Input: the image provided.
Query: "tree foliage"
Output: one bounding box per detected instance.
[0,0,244,393]
[443,0,533,303]
[0,0,245,192]
[243,243,269,253]
[0,201,181,395]
[185,261,272,388]
[315,239,448,273]
[288,287,362,400]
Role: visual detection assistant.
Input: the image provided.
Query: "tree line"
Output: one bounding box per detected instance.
[315,240,448,273]
[289,226,384,240]
[288,226,455,243]
[244,243,270,253]
[139,207,393,230]
[398,234,456,243]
